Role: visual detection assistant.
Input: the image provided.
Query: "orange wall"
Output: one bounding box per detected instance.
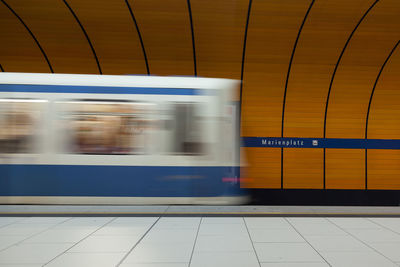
[1,0,400,190]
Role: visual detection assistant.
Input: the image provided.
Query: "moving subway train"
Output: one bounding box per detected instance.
[0,73,245,204]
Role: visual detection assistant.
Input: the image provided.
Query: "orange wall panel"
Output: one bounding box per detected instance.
[65,0,148,75]
[326,149,365,189]
[241,147,281,189]
[368,150,400,189]
[128,0,194,76]
[283,148,323,189]
[6,0,100,74]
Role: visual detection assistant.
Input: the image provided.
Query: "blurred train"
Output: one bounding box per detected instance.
[0,73,246,204]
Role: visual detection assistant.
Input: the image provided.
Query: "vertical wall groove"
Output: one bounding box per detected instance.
[322,0,379,188]
[281,0,315,189]
[1,0,54,73]
[62,0,102,74]
[125,0,150,75]
[364,40,400,189]
[186,0,197,76]
[239,0,253,133]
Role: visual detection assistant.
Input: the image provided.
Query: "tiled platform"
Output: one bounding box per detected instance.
[0,216,400,266]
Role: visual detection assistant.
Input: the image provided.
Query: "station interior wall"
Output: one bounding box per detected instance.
[1,0,400,190]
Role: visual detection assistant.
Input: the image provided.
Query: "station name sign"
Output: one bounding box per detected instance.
[242,137,400,150]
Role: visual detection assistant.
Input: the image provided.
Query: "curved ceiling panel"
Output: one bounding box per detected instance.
[325,0,400,139]
[65,0,148,75]
[190,0,248,80]
[128,0,194,76]
[0,2,50,72]
[6,0,99,74]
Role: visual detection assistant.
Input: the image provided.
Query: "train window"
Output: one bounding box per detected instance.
[0,99,45,153]
[167,103,205,155]
[59,100,153,155]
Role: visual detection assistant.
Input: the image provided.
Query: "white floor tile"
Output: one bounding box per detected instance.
[286,218,328,224]
[17,217,69,225]
[198,223,248,236]
[290,223,347,236]
[124,243,193,263]
[57,217,113,227]
[190,251,259,267]
[141,229,198,244]
[0,265,42,267]
[261,263,329,267]
[69,235,140,252]
[346,228,400,243]
[328,218,382,229]
[153,217,200,229]
[0,235,26,250]
[202,217,244,224]
[0,243,72,264]
[94,225,150,236]
[244,217,292,229]
[0,224,54,236]
[249,228,304,243]
[304,235,371,252]
[120,263,187,267]
[368,242,400,261]
[320,251,397,267]
[195,235,254,252]
[46,252,124,267]
[254,242,324,262]
[111,217,158,225]
[24,228,93,243]
[0,217,25,226]
[369,218,400,233]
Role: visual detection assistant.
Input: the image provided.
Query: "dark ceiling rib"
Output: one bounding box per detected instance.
[0,64,4,72]
[280,0,315,189]
[186,0,197,76]
[62,0,102,74]
[364,39,400,190]
[1,0,54,73]
[322,0,379,189]
[239,0,253,131]
[125,0,150,75]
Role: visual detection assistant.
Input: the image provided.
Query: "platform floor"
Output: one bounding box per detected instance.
[1,205,400,216]
[0,216,400,266]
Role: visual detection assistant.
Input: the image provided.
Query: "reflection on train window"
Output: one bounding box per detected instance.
[171,103,204,155]
[0,99,44,153]
[61,100,152,154]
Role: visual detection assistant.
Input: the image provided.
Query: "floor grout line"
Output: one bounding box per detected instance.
[115,217,161,266]
[42,217,117,266]
[284,218,332,267]
[243,217,262,267]
[0,217,73,253]
[326,218,399,265]
[366,217,400,235]
[188,217,202,267]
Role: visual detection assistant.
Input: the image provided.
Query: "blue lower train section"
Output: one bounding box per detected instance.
[0,165,241,197]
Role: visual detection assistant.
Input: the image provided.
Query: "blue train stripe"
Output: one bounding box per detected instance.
[0,84,210,95]
[0,165,241,197]
[242,137,400,150]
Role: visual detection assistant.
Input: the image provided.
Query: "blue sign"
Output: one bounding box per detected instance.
[242,137,400,150]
